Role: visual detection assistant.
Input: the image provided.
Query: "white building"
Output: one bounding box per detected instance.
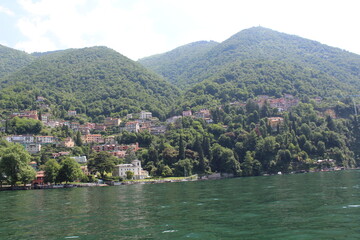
[36,136,56,144]
[6,135,35,143]
[113,160,148,180]
[70,156,87,164]
[140,111,152,120]
[25,143,41,153]
[125,121,140,133]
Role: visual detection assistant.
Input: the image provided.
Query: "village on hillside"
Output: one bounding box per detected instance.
[1,94,338,186]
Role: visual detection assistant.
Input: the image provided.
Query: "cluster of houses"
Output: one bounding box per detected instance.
[5,135,57,153]
[166,109,213,124]
[255,94,300,112]
[230,94,300,112]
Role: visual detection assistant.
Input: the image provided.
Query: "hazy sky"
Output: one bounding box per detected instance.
[0,0,359,60]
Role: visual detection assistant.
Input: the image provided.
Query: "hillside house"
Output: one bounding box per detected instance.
[150,126,167,135]
[140,111,152,120]
[70,122,80,131]
[139,121,152,131]
[92,143,139,153]
[41,113,50,124]
[104,117,121,127]
[78,125,91,135]
[125,121,140,133]
[25,143,41,153]
[6,135,35,144]
[194,109,211,119]
[67,110,77,116]
[52,152,70,158]
[83,134,104,144]
[182,110,192,117]
[11,110,39,120]
[267,117,284,130]
[36,136,56,144]
[109,151,127,158]
[95,124,107,131]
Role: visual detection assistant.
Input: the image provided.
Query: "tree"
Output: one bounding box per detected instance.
[160,164,173,177]
[88,151,117,178]
[19,164,36,186]
[193,135,210,173]
[57,157,82,184]
[178,133,185,160]
[0,144,32,186]
[242,151,262,176]
[174,158,193,176]
[75,131,83,146]
[125,170,134,180]
[44,159,61,184]
[211,144,241,176]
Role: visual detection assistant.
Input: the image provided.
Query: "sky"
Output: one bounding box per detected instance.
[0,0,359,60]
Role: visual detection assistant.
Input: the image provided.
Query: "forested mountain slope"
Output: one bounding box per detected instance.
[139,40,219,85]
[0,44,34,78]
[139,27,360,91]
[0,46,180,120]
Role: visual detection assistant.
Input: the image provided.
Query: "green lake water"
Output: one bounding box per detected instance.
[1,170,360,239]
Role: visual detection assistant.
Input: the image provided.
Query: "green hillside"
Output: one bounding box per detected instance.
[139,27,360,93]
[0,44,34,78]
[139,40,219,86]
[178,59,357,110]
[0,46,180,120]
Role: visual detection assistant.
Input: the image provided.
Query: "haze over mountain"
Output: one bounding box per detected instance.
[0,46,179,120]
[139,27,360,97]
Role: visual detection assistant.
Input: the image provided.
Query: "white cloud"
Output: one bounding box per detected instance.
[12,0,360,59]
[0,5,14,16]
[15,0,169,59]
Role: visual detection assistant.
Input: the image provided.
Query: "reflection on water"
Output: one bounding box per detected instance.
[1,170,360,239]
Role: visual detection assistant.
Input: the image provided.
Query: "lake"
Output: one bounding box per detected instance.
[1,170,360,239]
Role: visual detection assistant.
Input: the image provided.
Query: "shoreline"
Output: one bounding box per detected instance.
[1,168,357,192]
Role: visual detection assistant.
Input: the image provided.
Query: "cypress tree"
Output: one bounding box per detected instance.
[178,133,185,160]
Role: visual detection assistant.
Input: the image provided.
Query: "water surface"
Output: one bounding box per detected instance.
[1,170,360,239]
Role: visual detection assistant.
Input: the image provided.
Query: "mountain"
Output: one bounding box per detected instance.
[139,40,219,86]
[139,27,360,96]
[0,44,34,78]
[0,46,179,120]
